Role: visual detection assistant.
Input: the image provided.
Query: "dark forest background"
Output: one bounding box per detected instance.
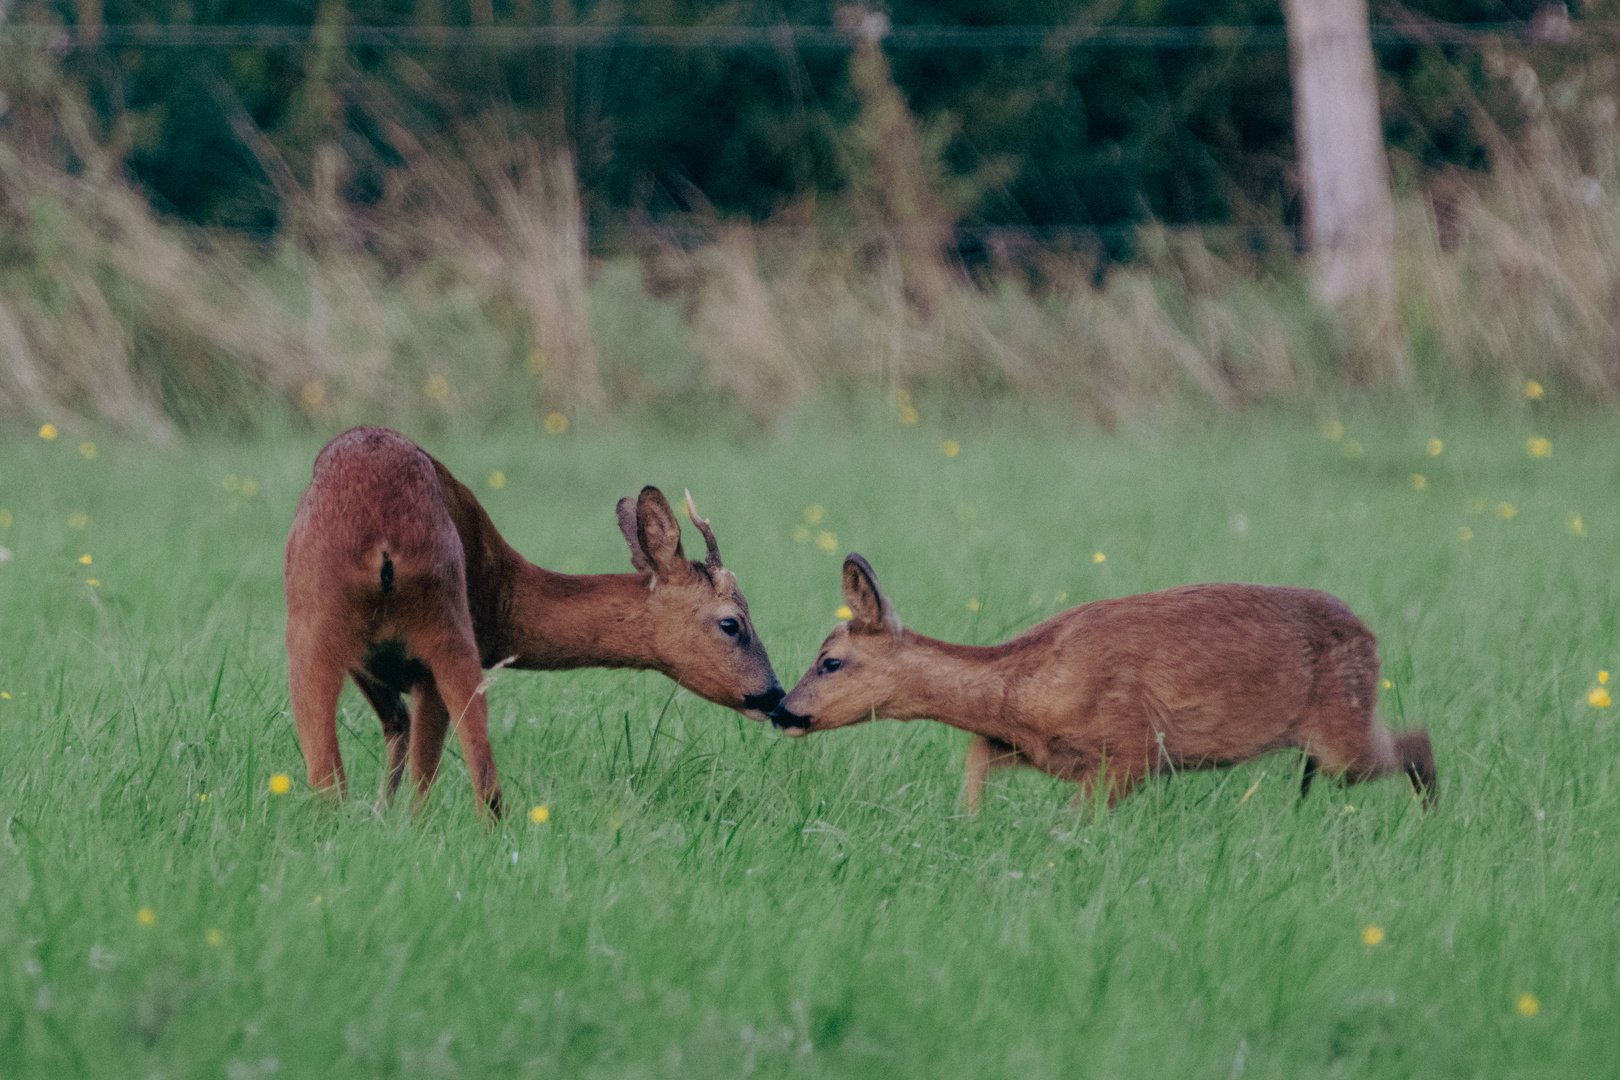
[27,2,1570,239]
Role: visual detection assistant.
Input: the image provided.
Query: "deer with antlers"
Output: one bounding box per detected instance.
[773,554,1436,814]
[284,426,782,816]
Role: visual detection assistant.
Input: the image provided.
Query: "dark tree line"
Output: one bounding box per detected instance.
[16,1,1567,239]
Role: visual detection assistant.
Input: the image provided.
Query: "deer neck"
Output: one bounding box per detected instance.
[886,632,1023,744]
[494,561,663,673]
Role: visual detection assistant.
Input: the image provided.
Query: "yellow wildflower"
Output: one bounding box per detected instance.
[967,598,981,612]
[268,773,291,795]
[1323,420,1344,442]
[1427,438,1443,456]
[79,554,92,565]
[1590,688,1612,708]
[1498,502,1517,520]
[544,412,568,435]
[1411,474,1427,491]
[1527,436,1552,459]
[68,511,87,530]
[835,606,853,620]
[1568,514,1585,536]
[1525,380,1544,400]
[300,380,326,408]
[817,531,838,553]
[804,504,824,525]
[1093,552,1106,563]
[0,692,9,699]
[488,471,506,490]
[530,805,549,823]
[79,442,96,460]
[1362,925,1384,946]
[86,579,100,587]
[424,375,450,402]
[898,405,918,426]
[240,480,257,498]
[136,908,156,927]
[792,525,810,543]
[199,793,208,802]
[39,424,57,440]
[1517,993,1539,1016]
[1600,671,1609,685]
[205,928,224,947]
[1382,680,1392,690]
[942,440,960,458]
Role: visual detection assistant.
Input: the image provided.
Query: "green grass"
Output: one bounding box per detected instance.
[1,408,1616,1078]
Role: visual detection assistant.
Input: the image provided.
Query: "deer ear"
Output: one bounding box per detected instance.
[843,553,901,635]
[617,496,655,575]
[635,486,693,580]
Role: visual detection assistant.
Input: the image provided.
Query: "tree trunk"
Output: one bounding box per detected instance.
[1285,0,1407,381]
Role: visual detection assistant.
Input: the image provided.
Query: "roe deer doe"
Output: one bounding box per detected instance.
[285,426,782,816]
[773,555,1436,813]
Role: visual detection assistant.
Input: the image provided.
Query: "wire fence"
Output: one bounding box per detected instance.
[0,18,1606,51]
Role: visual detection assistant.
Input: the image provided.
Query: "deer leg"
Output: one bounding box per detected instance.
[964,736,1023,815]
[287,628,349,799]
[406,674,451,808]
[409,626,501,818]
[353,669,410,809]
[1299,754,1319,799]
[1068,759,1143,814]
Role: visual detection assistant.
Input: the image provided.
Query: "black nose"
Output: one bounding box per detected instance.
[770,706,810,730]
[743,687,784,713]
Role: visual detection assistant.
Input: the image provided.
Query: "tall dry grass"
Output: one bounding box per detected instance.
[0,35,1617,439]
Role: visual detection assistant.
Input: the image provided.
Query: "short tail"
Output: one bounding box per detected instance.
[1395,729,1437,810]
[380,551,395,595]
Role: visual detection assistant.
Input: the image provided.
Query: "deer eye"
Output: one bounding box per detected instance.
[821,657,843,674]
[718,617,741,637]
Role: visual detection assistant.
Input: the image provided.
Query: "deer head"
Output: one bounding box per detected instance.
[616,486,783,721]
[772,553,905,736]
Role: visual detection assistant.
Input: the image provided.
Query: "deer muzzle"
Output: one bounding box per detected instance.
[769,705,811,736]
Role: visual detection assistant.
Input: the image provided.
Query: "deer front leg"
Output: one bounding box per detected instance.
[964,736,1023,815]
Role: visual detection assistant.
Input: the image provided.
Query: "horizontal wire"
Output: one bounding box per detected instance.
[0,20,1600,51]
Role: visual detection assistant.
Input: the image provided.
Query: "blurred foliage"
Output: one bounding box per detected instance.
[12,0,1576,240]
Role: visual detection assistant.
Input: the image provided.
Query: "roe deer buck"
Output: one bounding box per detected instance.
[773,555,1436,814]
[285,426,783,816]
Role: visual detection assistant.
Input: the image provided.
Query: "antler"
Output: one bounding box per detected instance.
[683,489,724,572]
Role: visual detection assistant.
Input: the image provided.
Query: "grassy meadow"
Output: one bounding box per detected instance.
[0,407,1616,1077]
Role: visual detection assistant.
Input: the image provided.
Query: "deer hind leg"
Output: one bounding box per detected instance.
[287,625,350,799]
[964,736,1024,816]
[352,670,410,809]
[1067,756,1144,815]
[407,625,502,818]
[406,673,451,807]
